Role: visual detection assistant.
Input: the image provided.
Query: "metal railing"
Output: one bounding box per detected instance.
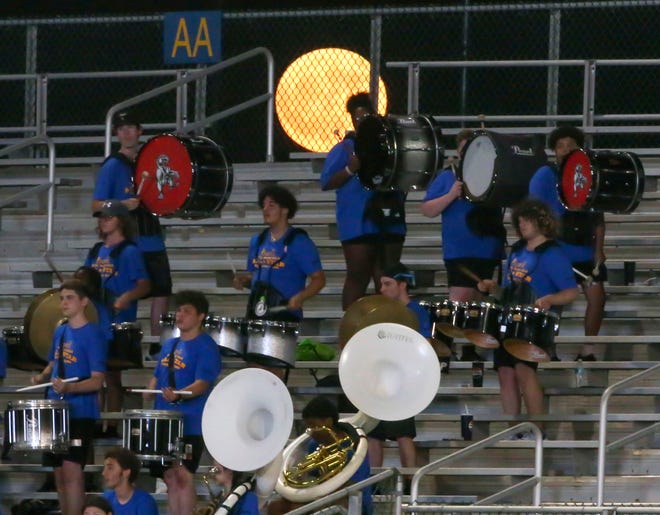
[597,362,660,505]
[103,46,274,161]
[386,58,660,140]
[0,134,55,252]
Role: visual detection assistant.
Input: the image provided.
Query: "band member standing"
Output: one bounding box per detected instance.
[320,92,406,310]
[478,200,578,436]
[232,185,325,322]
[101,447,159,514]
[92,110,173,340]
[420,129,506,361]
[145,290,222,515]
[369,263,434,488]
[85,200,151,437]
[529,126,606,361]
[31,280,107,515]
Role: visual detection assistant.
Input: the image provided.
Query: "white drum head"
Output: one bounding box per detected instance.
[202,368,293,471]
[462,134,497,197]
[339,323,440,421]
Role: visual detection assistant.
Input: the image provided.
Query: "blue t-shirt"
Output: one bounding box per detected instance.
[0,336,6,378]
[528,164,594,263]
[94,154,165,252]
[103,488,159,515]
[153,332,222,435]
[84,241,149,323]
[247,227,323,319]
[230,490,259,515]
[407,300,432,338]
[504,242,577,299]
[320,138,405,241]
[423,169,504,260]
[47,322,107,419]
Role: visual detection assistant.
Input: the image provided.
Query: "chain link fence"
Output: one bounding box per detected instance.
[0,2,659,161]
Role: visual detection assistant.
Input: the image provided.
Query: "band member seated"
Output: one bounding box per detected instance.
[31,279,107,515]
[101,447,159,514]
[477,200,578,438]
[529,126,606,361]
[420,129,506,361]
[195,461,259,515]
[144,290,222,515]
[368,263,440,488]
[85,199,151,438]
[320,92,406,310]
[83,494,114,515]
[233,184,325,323]
[267,396,372,515]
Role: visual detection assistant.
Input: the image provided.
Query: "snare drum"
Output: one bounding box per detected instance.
[355,114,443,191]
[245,320,299,368]
[136,134,233,219]
[205,316,246,358]
[559,149,644,213]
[109,322,143,369]
[6,399,69,453]
[460,131,547,207]
[462,301,502,349]
[159,311,180,343]
[420,299,468,339]
[501,305,560,362]
[122,409,184,462]
[3,326,38,372]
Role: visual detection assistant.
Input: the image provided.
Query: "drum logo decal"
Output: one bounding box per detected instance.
[572,164,587,198]
[377,328,413,343]
[154,154,181,199]
[511,145,535,157]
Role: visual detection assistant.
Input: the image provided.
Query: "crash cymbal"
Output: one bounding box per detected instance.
[463,329,501,349]
[338,295,419,349]
[427,336,452,358]
[503,338,550,363]
[24,289,98,362]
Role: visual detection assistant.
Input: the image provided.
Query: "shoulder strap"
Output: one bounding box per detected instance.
[87,242,104,261]
[534,239,559,254]
[102,151,133,168]
[109,239,135,259]
[284,227,307,246]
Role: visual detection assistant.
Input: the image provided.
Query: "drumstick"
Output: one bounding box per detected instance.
[457,264,483,284]
[135,171,150,197]
[42,251,65,284]
[572,267,594,287]
[592,260,601,277]
[17,376,80,392]
[127,388,193,395]
[226,251,237,276]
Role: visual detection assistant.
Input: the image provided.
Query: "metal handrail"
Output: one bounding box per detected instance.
[409,422,544,509]
[104,46,275,161]
[0,135,55,251]
[596,362,660,505]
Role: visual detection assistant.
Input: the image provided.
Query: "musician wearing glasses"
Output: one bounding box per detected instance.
[320,92,406,310]
[477,200,578,437]
[144,290,222,515]
[529,126,606,361]
[232,185,325,322]
[31,280,107,515]
[420,129,506,362]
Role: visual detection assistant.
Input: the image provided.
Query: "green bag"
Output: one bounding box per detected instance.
[296,338,336,361]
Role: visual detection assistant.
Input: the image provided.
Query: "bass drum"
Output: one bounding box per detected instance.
[135,134,233,220]
[559,149,644,213]
[355,114,443,191]
[460,131,547,207]
[9,289,98,371]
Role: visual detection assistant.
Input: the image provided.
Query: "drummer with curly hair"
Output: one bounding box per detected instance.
[477,200,578,438]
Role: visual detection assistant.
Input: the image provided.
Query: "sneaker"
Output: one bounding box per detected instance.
[576,353,597,361]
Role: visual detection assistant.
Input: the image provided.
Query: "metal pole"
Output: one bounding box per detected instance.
[546,9,561,127]
[460,0,470,123]
[407,63,420,114]
[369,14,382,110]
[24,25,38,140]
[582,59,596,148]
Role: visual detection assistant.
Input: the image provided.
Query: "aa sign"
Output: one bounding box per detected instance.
[163,11,222,64]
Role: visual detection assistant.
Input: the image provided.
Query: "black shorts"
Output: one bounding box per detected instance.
[142,250,173,297]
[572,261,608,284]
[445,258,500,288]
[42,418,95,468]
[368,418,416,441]
[342,233,405,245]
[493,344,538,371]
[149,434,203,477]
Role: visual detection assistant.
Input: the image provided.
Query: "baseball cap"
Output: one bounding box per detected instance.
[382,262,416,288]
[93,199,130,218]
[112,110,141,128]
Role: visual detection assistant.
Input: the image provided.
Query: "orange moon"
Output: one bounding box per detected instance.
[275,48,388,153]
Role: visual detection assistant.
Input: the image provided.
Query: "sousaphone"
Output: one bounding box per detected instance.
[275,321,442,503]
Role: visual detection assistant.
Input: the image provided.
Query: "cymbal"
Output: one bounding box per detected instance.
[427,337,452,358]
[463,329,500,349]
[24,289,99,362]
[338,295,419,349]
[503,338,550,363]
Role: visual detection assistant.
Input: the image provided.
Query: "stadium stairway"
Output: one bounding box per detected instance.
[0,156,658,512]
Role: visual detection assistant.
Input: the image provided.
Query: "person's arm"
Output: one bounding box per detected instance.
[320,143,356,191]
[113,278,151,311]
[419,173,462,218]
[31,362,54,385]
[593,213,606,266]
[143,375,158,402]
[288,270,326,310]
[162,378,211,404]
[52,370,104,395]
[535,287,579,311]
[232,272,254,290]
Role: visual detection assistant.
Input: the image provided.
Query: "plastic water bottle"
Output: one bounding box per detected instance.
[575,359,587,388]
